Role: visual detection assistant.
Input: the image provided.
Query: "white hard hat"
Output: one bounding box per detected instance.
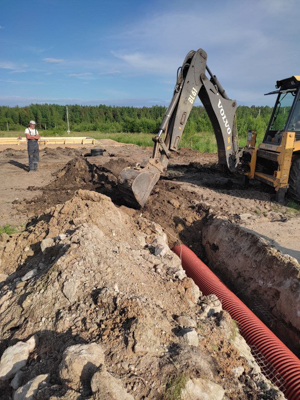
[29,120,36,125]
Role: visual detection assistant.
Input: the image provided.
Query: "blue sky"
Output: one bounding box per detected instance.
[1,0,299,108]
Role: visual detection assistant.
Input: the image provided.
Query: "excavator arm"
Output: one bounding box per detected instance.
[119,48,240,208]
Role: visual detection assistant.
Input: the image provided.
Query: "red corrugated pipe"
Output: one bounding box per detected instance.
[173,244,300,400]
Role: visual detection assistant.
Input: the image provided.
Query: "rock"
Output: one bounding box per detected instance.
[62,278,80,303]
[151,233,169,258]
[21,268,37,282]
[182,278,201,305]
[169,199,180,208]
[239,213,252,221]
[13,374,50,400]
[199,294,223,319]
[154,244,168,257]
[176,315,197,328]
[200,201,211,211]
[178,329,199,347]
[91,365,134,399]
[11,370,24,390]
[181,377,225,400]
[56,233,67,241]
[231,366,244,378]
[59,343,105,391]
[26,336,36,352]
[0,273,8,283]
[0,337,36,381]
[173,270,186,280]
[15,281,26,289]
[231,335,261,374]
[40,238,54,252]
[131,316,162,355]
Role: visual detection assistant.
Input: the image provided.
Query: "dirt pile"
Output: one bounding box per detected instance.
[0,190,285,399]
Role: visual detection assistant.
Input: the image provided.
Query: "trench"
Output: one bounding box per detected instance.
[173,243,300,399]
[136,164,300,360]
[199,217,300,359]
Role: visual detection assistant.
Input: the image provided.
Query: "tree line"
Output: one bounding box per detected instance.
[0,103,273,138]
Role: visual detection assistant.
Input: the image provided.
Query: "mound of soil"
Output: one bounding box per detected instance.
[0,190,284,399]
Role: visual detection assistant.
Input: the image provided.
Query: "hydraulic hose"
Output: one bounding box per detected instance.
[173,244,300,400]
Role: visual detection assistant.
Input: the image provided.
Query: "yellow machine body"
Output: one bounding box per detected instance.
[243,76,300,201]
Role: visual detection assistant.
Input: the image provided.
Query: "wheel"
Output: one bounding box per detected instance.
[288,156,300,202]
[275,187,287,203]
[243,175,250,188]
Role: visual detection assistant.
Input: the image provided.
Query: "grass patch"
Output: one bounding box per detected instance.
[286,201,300,214]
[210,344,219,353]
[0,224,18,235]
[0,129,267,154]
[164,374,189,400]
[180,131,218,153]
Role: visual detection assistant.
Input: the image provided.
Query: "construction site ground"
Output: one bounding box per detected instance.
[1,140,299,262]
[0,139,299,399]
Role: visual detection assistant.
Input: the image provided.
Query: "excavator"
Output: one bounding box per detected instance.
[118,48,300,208]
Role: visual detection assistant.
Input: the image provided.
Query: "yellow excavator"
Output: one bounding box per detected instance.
[118,48,300,207]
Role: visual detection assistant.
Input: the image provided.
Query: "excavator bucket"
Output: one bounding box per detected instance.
[118,166,161,208]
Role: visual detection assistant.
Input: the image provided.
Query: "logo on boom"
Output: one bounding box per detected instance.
[188,87,198,104]
[218,99,231,135]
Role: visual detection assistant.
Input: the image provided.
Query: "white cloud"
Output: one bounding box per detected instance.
[109,1,300,106]
[0,79,44,85]
[0,62,16,70]
[8,70,27,74]
[98,71,121,76]
[68,72,92,77]
[112,51,179,75]
[43,58,64,64]
[261,0,296,14]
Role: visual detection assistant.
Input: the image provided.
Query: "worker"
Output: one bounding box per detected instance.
[25,120,40,171]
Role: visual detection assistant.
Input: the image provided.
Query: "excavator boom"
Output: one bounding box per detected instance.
[119,48,240,208]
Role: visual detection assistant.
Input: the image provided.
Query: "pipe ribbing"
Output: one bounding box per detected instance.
[173,244,300,399]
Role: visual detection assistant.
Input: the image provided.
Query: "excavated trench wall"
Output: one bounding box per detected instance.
[201,217,300,356]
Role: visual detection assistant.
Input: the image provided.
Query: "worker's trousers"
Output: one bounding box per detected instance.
[27,140,39,171]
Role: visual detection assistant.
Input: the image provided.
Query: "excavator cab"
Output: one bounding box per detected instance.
[244,76,300,202]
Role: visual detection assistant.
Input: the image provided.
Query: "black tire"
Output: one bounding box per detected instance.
[288,156,300,202]
[91,148,104,156]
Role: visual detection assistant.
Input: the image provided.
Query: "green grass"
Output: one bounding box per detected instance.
[0,129,267,154]
[286,201,300,214]
[0,130,222,153]
[181,132,218,152]
[0,224,18,235]
[164,374,189,400]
